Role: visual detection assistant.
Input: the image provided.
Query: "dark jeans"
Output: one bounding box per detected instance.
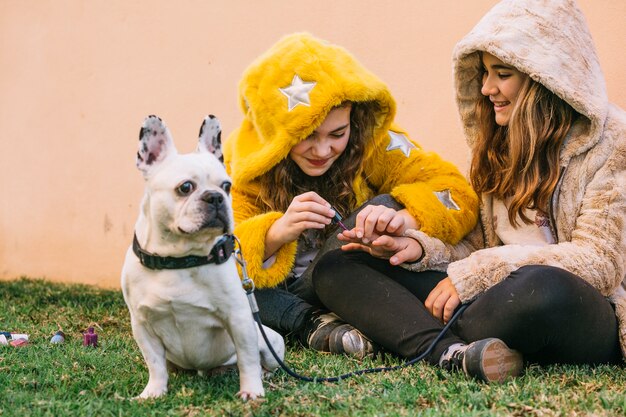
[313,249,623,366]
[255,194,403,337]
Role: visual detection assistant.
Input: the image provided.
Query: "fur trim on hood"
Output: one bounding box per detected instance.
[227,32,395,184]
[453,0,607,163]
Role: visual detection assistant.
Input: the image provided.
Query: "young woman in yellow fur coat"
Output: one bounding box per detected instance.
[223,33,478,356]
[315,0,625,383]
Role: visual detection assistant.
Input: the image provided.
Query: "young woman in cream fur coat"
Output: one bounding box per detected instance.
[314,0,625,383]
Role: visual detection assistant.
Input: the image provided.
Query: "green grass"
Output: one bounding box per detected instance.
[1,277,625,416]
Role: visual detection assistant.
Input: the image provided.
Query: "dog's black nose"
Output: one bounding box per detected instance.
[201,191,224,206]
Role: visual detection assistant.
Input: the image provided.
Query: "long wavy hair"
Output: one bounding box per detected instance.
[470,75,578,226]
[257,101,380,219]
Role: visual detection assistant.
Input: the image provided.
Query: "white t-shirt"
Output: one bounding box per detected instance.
[493,198,555,245]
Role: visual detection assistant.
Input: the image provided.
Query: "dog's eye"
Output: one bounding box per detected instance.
[221,181,232,195]
[176,181,196,196]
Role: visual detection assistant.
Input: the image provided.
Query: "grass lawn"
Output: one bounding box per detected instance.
[1,277,625,416]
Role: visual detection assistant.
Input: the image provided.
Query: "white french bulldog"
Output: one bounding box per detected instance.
[121,115,284,400]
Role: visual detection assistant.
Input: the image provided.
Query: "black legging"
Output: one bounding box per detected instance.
[313,249,623,366]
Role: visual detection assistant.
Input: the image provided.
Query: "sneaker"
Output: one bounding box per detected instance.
[305,312,344,352]
[328,323,377,359]
[439,338,523,383]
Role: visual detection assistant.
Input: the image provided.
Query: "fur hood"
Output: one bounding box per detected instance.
[226,32,395,184]
[453,0,607,163]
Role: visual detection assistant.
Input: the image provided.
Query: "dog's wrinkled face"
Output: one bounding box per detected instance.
[137,115,232,240]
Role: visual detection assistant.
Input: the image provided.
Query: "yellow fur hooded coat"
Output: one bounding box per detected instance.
[224,33,478,288]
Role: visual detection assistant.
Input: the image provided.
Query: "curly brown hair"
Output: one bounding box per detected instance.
[257,101,380,219]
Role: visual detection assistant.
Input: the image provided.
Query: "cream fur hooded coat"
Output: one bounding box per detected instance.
[404,0,626,357]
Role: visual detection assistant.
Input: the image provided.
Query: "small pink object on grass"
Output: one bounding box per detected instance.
[10,338,28,347]
[83,327,98,347]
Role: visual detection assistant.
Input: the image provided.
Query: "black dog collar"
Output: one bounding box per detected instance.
[132,234,235,270]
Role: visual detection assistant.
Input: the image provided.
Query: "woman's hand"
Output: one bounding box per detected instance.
[353,206,418,244]
[425,277,460,324]
[264,191,334,258]
[339,232,423,265]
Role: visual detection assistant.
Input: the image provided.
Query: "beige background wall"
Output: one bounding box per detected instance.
[1,1,624,288]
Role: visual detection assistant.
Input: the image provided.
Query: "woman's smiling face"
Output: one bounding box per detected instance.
[481,52,527,126]
[289,105,351,176]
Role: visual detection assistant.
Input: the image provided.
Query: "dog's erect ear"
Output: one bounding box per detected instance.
[197,115,223,163]
[137,115,177,177]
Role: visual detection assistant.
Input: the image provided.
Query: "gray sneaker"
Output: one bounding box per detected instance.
[440,338,523,383]
[306,312,344,352]
[328,323,377,359]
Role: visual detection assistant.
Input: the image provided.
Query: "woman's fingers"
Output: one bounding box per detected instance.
[442,296,461,324]
[425,278,460,323]
[340,242,372,253]
[389,240,423,265]
[285,192,336,229]
[369,236,423,265]
[359,206,418,240]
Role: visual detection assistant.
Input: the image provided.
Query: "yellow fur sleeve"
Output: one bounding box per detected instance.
[230,182,297,288]
[233,212,298,289]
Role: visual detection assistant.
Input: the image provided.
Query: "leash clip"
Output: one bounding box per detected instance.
[233,236,259,313]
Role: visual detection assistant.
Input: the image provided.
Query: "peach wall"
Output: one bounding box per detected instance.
[1,1,624,288]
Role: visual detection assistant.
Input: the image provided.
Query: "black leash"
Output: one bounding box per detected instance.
[254,301,468,382]
[233,236,469,383]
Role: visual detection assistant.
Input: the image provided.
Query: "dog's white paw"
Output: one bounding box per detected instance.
[236,377,265,402]
[136,384,168,400]
[236,389,264,402]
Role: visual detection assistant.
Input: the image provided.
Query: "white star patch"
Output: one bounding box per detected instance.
[279,74,317,111]
[386,131,416,157]
[434,189,461,211]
